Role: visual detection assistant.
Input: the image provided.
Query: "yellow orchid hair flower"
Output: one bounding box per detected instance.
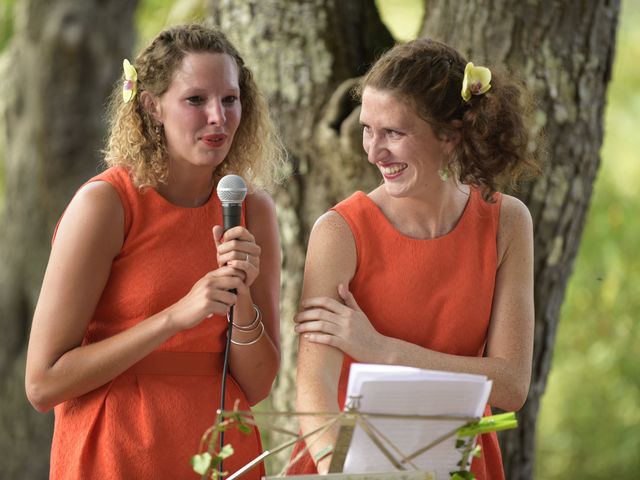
[461,62,491,102]
[122,59,138,103]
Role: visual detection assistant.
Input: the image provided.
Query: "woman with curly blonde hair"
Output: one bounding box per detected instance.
[105,24,286,191]
[26,23,286,479]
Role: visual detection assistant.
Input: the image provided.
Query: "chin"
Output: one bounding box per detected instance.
[383,182,412,199]
[200,152,230,168]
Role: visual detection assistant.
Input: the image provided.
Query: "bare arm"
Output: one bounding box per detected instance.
[295,195,535,412]
[295,211,357,473]
[25,181,245,412]
[215,190,281,405]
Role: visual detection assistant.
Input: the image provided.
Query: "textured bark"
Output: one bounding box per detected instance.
[420,1,620,478]
[209,0,393,471]
[0,0,137,477]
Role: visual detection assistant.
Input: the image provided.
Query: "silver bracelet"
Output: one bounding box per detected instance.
[232,304,261,331]
[230,321,265,346]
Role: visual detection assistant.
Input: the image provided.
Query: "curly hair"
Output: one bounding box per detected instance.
[355,38,541,201]
[104,23,287,191]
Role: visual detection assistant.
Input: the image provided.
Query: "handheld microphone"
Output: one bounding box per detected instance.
[216,174,247,232]
[215,174,248,470]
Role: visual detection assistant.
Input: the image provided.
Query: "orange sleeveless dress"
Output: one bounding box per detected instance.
[288,189,504,480]
[49,167,263,480]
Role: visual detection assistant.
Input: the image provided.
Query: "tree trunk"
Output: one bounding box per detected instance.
[0,0,137,477]
[209,0,393,471]
[420,1,620,478]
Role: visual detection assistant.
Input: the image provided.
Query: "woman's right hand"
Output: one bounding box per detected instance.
[165,265,247,331]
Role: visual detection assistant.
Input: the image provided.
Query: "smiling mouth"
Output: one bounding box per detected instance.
[379,163,408,176]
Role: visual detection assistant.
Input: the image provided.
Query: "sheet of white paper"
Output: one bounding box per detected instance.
[346,364,490,400]
[343,364,492,480]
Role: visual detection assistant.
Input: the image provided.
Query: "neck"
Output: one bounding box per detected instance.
[157,165,215,207]
[374,181,470,239]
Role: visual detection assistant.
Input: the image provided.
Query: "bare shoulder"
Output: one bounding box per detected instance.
[312,210,353,238]
[73,180,122,209]
[309,210,355,253]
[304,210,356,295]
[57,181,124,252]
[245,189,276,226]
[497,194,533,265]
[499,194,532,227]
[245,188,275,212]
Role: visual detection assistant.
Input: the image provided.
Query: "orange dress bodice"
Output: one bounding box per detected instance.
[288,188,504,480]
[49,167,263,480]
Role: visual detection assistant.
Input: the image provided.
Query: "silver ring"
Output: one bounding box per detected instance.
[245,253,250,263]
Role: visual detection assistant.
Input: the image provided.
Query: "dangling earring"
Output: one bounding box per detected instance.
[154,124,164,146]
[439,150,458,182]
[438,164,450,182]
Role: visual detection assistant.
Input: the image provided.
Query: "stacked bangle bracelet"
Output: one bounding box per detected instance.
[231,322,265,346]
[232,304,261,331]
[229,304,265,346]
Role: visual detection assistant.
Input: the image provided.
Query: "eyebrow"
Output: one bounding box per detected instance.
[179,85,241,95]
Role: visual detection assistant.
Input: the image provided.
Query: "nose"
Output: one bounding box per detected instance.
[206,100,226,125]
[365,135,388,165]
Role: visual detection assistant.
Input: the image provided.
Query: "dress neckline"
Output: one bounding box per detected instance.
[145,182,218,210]
[355,188,475,242]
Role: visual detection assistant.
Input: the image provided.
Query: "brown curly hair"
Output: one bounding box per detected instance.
[104,23,287,191]
[356,38,541,201]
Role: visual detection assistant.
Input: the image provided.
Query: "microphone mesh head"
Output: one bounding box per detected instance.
[216,174,247,204]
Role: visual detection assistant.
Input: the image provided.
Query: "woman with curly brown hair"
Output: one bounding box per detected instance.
[25,24,286,479]
[290,38,541,479]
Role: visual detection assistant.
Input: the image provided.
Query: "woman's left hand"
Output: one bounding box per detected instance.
[294,284,387,363]
[213,225,261,288]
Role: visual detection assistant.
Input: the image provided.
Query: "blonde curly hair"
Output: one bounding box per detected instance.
[104,23,287,191]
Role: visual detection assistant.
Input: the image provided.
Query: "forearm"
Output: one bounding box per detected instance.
[26,311,178,412]
[295,340,345,473]
[296,374,341,474]
[380,336,529,411]
[228,293,280,405]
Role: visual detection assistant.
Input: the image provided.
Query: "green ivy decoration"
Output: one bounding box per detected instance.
[191,401,253,479]
[449,412,518,479]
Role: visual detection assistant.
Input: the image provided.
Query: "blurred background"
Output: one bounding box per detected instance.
[533,0,640,475]
[1,0,638,478]
[377,1,640,478]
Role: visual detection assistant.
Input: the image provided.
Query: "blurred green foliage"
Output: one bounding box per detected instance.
[375,0,424,41]
[135,0,206,51]
[0,0,15,53]
[535,0,640,478]
[0,0,15,196]
[136,0,175,49]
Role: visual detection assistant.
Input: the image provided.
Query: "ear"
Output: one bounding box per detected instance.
[440,119,462,154]
[140,91,162,123]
